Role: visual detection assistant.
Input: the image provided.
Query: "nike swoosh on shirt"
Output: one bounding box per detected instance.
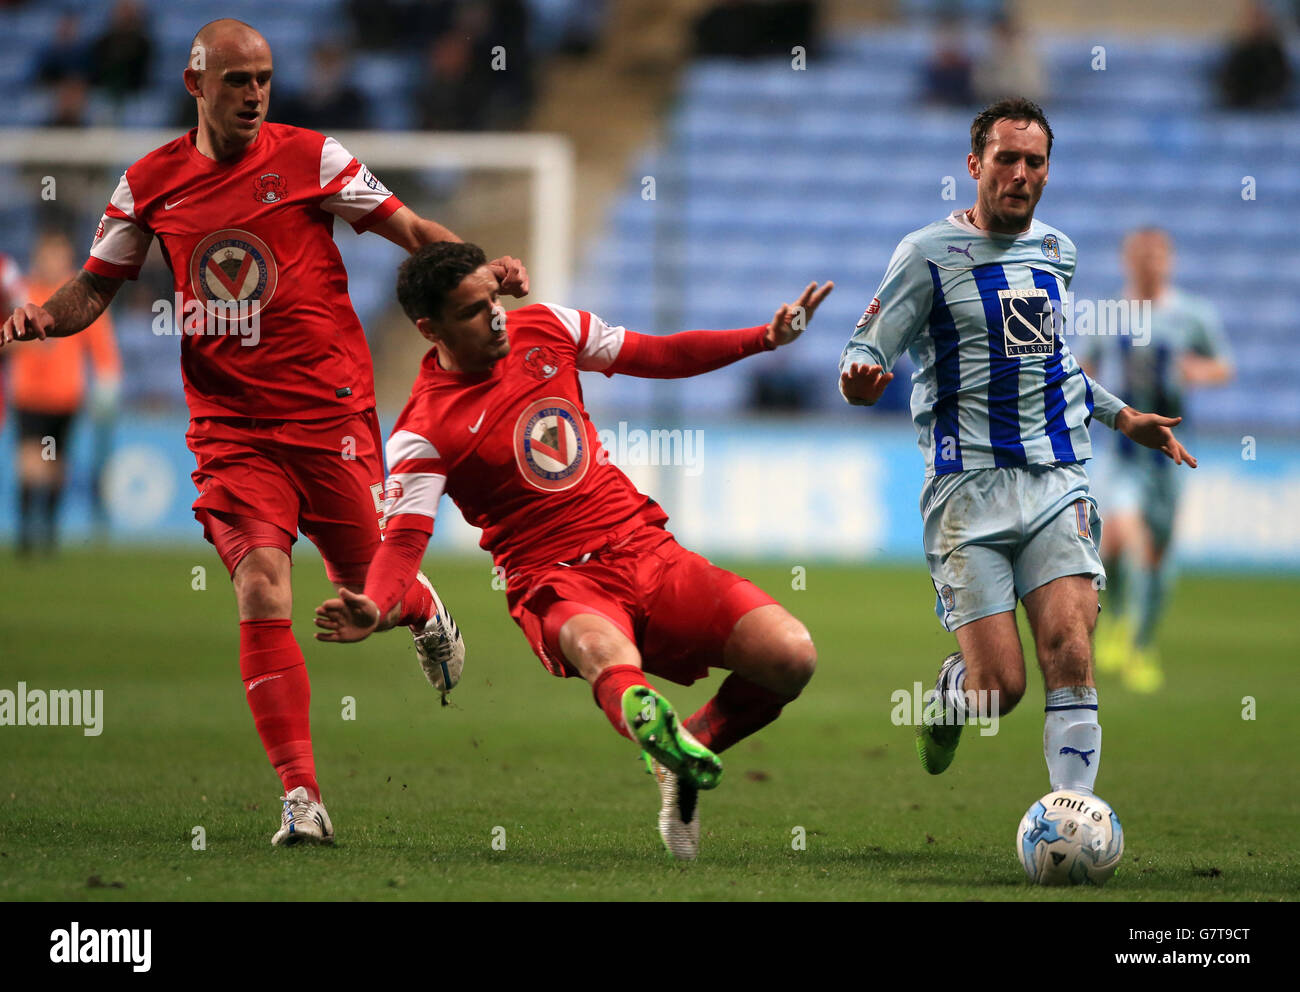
[164,196,189,210]
[468,410,486,433]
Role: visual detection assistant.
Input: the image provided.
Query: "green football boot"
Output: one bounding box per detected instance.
[622,685,722,790]
[915,651,965,775]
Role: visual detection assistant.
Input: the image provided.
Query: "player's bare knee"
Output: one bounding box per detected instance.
[771,625,817,696]
[565,628,634,679]
[1039,631,1092,685]
[232,558,291,619]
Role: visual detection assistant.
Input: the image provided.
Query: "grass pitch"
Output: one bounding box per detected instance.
[1,547,1296,901]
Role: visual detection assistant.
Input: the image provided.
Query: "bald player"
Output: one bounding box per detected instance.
[0,19,529,846]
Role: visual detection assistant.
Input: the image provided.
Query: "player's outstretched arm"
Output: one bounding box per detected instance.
[604,281,832,380]
[839,362,895,406]
[1114,407,1197,468]
[0,269,122,347]
[369,208,530,296]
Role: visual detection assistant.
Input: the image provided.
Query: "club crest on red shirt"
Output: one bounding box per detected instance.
[513,396,588,492]
[523,345,560,380]
[253,172,287,204]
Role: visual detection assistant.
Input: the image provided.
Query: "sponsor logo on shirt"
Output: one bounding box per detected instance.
[188,228,279,319]
[997,287,1054,357]
[513,396,588,493]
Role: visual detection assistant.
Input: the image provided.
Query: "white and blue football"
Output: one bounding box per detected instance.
[1016,790,1124,885]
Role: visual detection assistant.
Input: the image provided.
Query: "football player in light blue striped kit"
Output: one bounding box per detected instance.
[838,99,1197,796]
[1082,228,1233,692]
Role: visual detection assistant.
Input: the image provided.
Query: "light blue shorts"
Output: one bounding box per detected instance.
[921,462,1105,632]
[1106,456,1181,550]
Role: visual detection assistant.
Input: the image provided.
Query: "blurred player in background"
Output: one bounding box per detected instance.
[0,19,527,846]
[7,231,120,557]
[1083,228,1233,692]
[314,242,825,861]
[839,98,1196,800]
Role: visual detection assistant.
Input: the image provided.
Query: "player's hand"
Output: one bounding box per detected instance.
[489,256,529,298]
[839,362,894,406]
[314,588,382,643]
[765,280,833,348]
[0,304,54,348]
[1116,408,1197,468]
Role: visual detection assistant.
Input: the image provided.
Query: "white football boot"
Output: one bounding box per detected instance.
[646,755,700,861]
[271,786,335,846]
[410,572,465,704]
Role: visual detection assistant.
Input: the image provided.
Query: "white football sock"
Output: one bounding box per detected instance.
[1044,686,1100,793]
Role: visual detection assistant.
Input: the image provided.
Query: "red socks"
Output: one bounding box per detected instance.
[239,619,319,802]
[685,673,791,755]
[395,572,435,630]
[591,664,653,741]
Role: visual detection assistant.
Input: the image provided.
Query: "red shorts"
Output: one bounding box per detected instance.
[507,523,777,686]
[187,410,385,585]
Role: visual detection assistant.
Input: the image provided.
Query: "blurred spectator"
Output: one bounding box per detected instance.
[90,0,154,102]
[46,77,90,128]
[418,33,484,130]
[348,0,457,51]
[7,232,121,556]
[532,0,608,56]
[972,15,1046,104]
[274,43,370,131]
[922,26,974,106]
[1218,0,1293,109]
[415,1,535,130]
[694,0,817,58]
[35,12,88,87]
[748,360,817,411]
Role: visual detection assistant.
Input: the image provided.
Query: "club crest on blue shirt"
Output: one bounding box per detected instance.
[1040,233,1061,262]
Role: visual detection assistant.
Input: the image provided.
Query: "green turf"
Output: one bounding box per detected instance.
[1,547,1296,901]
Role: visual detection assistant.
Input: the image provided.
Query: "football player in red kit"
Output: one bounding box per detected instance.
[0,20,527,846]
[314,242,830,860]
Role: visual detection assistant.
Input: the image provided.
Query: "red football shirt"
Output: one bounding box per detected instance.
[382,303,669,577]
[84,122,402,420]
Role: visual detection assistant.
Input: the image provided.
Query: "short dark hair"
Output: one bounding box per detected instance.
[970,97,1054,161]
[396,241,488,322]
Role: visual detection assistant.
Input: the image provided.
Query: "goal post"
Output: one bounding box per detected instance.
[0,128,576,303]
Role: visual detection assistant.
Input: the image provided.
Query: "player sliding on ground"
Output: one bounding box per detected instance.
[838,98,1197,800]
[0,19,528,847]
[315,241,826,860]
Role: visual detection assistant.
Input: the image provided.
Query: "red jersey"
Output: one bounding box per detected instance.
[84,122,402,420]
[382,303,669,577]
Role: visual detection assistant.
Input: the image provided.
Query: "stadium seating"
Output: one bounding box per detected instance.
[575,28,1300,428]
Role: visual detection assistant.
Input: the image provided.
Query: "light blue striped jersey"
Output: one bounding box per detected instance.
[840,210,1127,478]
